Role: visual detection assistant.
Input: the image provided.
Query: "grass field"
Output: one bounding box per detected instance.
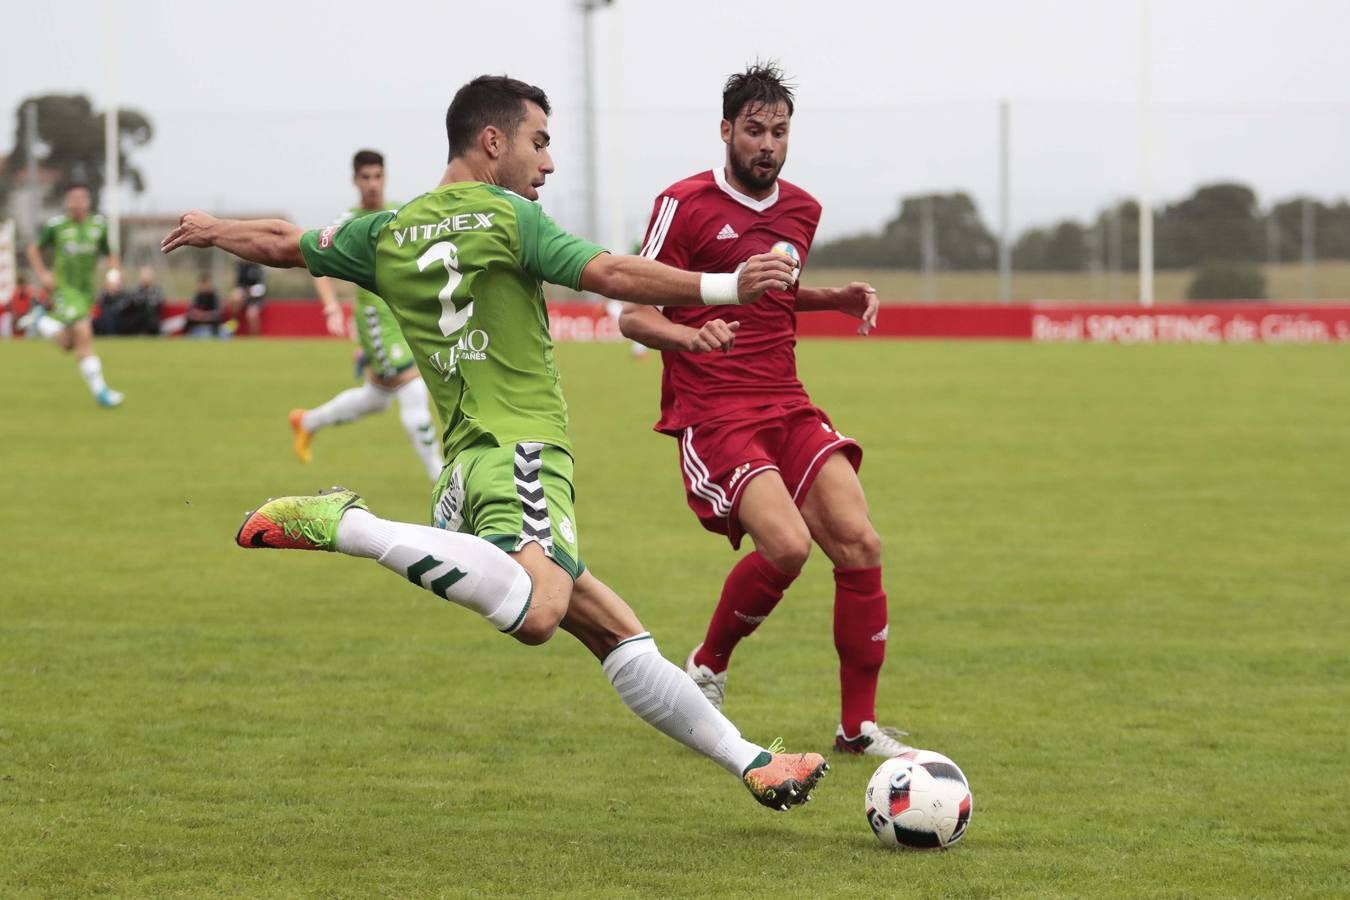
[2,338,1348,898]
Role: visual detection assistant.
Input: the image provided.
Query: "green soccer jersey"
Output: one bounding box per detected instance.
[300,182,606,460]
[37,214,111,304]
[331,202,400,309]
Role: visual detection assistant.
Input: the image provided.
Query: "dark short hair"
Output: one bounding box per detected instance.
[352,149,384,172]
[722,62,795,123]
[445,75,551,162]
[65,182,91,195]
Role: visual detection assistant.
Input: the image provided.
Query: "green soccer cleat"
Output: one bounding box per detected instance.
[235,486,367,552]
[742,738,830,812]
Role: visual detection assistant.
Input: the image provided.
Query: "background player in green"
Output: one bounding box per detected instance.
[162,74,826,813]
[24,183,125,407]
[290,149,443,481]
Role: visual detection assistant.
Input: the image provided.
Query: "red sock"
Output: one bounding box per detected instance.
[834,566,888,736]
[694,551,799,672]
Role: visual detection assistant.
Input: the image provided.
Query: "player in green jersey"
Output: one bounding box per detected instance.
[24,183,125,407]
[291,149,443,481]
[162,75,825,812]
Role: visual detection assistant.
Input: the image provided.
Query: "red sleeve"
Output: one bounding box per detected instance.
[638,193,689,269]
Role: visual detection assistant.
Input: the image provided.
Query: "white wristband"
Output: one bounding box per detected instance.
[699,271,740,306]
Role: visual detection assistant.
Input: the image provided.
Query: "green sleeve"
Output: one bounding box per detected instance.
[98,224,111,256]
[512,197,606,290]
[299,211,390,294]
[37,220,56,250]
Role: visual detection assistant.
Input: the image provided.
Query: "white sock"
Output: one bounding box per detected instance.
[335,508,532,633]
[78,355,107,395]
[302,382,392,433]
[603,634,765,777]
[36,316,65,340]
[395,378,444,481]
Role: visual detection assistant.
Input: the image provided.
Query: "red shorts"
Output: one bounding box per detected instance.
[676,403,862,549]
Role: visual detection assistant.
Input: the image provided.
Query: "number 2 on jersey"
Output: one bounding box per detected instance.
[417,240,475,336]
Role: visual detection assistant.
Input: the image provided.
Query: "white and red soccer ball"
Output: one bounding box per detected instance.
[864,749,973,850]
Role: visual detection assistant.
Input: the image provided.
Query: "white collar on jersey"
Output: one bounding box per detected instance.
[712,166,780,212]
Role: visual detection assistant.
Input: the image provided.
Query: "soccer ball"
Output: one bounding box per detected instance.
[769,241,801,283]
[863,750,973,850]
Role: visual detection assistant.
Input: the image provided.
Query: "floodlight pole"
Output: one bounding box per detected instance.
[1137,0,1154,307]
[997,99,1011,303]
[1302,198,1315,299]
[579,0,612,245]
[24,102,39,241]
[103,3,121,258]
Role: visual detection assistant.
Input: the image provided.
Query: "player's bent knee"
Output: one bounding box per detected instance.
[760,531,811,575]
[512,606,563,646]
[826,524,882,569]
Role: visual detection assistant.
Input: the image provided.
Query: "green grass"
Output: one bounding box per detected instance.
[1,338,1347,898]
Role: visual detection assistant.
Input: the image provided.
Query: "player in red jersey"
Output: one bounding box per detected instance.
[619,64,907,758]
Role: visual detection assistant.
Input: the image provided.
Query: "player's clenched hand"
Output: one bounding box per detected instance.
[323,306,345,337]
[685,318,740,354]
[161,211,220,253]
[837,281,879,335]
[737,252,799,302]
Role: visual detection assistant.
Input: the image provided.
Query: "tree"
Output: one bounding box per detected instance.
[812,192,997,269]
[1156,182,1263,268]
[1269,197,1350,262]
[1014,220,1088,270]
[0,94,153,212]
[1187,260,1266,300]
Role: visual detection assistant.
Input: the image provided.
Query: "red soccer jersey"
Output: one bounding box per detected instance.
[641,168,822,433]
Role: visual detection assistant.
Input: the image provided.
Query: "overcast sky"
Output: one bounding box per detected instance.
[3,0,1348,245]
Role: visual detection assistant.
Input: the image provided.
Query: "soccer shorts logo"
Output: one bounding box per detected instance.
[434,465,466,532]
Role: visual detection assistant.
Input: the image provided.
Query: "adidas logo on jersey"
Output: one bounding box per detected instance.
[716,223,739,240]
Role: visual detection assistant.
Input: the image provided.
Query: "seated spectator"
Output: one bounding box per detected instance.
[120,266,165,336]
[186,272,230,338]
[94,270,129,336]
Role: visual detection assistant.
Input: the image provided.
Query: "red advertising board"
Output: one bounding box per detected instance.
[1030,304,1350,344]
[136,299,1350,344]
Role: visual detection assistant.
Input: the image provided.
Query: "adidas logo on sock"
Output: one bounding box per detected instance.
[734,610,768,625]
[716,223,739,240]
[871,625,889,642]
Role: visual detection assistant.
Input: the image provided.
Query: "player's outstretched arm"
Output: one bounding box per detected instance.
[579,252,797,307]
[312,276,346,337]
[161,211,306,268]
[796,282,879,335]
[25,243,53,291]
[617,303,740,354]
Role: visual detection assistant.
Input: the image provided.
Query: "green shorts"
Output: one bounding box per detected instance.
[431,440,585,580]
[51,289,92,325]
[356,297,414,380]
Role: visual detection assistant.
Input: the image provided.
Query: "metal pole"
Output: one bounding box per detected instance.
[603,2,626,253]
[1302,198,1315,299]
[1088,218,1103,301]
[920,196,937,301]
[579,0,608,244]
[103,4,121,258]
[1137,0,1154,307]
[998,99,1011,303]
[1265,211,1279,299]
[1109,204,1122,301]
[24,102,39,242]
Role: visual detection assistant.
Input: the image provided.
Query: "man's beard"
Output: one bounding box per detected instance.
[730,152,781,193]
